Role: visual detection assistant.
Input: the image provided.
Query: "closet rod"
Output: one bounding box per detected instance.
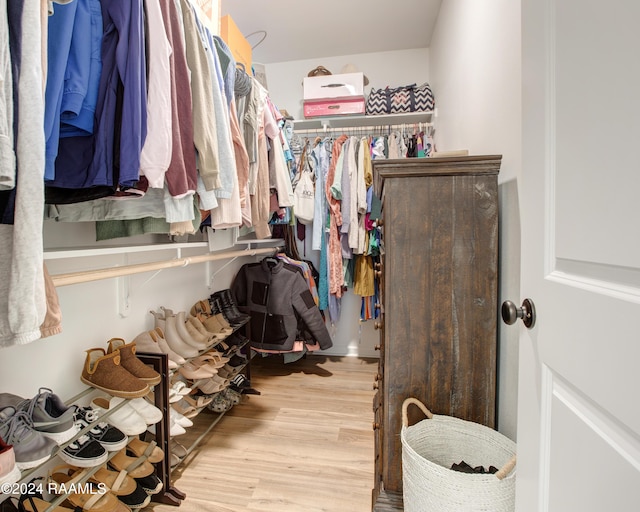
[293,122,432,136]
[51,247,281,287]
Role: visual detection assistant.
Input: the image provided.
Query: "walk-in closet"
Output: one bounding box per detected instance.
[0,0,518,510]
[5,0,635,511]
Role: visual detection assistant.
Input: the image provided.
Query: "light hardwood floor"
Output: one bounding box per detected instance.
[148,355,379,512]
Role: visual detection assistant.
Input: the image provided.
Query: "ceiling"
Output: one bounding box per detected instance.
[220,0,443,64]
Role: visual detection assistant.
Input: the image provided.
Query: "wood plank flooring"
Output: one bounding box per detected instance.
[147,355,379,512]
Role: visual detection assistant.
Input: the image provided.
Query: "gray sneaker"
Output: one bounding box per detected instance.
[0,407,56,470]
[17,388,78,444]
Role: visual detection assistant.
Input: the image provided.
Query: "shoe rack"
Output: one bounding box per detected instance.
[135,353,185,507]
[137,316,253,508]
[2,385,165,512]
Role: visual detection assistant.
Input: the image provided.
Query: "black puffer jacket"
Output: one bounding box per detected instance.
[231,258,333,351]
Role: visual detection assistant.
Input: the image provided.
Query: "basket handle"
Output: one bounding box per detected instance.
[495,454,517,480]
[402,397,434,427]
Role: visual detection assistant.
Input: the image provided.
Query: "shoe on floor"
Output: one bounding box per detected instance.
[81,348,150,399]
[73,406,128,452]
[0,406,56,471]
[0,435,20,485]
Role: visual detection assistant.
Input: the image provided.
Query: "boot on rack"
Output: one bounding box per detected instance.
[159,308,200,359]
[190,300,233,337]
[210,290,249,324]
[209,296,243,328]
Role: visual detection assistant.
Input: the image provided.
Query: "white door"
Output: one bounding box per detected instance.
[518,0,640,510]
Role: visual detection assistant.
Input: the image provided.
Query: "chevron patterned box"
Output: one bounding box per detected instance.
[303,97,366,118]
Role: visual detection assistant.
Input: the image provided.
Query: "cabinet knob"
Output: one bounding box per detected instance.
[374,344,381,351]
[374,321,383,330]
[372,382,379,390]
[374,262,381,269]
[374,303,381,310]
[372,422,380,430]
[375,373,382,381]
[374,270,382,278]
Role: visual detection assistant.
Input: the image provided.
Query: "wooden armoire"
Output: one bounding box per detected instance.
[371,155,502,511]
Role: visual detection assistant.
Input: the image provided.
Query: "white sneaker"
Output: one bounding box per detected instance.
[90,396,147,436]
[111,397,162,425]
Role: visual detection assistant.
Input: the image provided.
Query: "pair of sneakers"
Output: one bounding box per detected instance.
[58,405,129,469]
[0,388,134,471]
[0,388,78,470]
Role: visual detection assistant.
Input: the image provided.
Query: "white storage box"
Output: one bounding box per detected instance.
[303,72,365,100]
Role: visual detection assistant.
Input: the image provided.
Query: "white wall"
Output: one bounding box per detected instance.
[262,48,430,359]
[0,224,260,401]
[429,0,522,440]
[264,48,430,120]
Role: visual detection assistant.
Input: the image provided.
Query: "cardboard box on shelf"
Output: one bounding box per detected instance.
[220,14,252,69]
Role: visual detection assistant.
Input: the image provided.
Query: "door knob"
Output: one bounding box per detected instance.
[501,298,536,329]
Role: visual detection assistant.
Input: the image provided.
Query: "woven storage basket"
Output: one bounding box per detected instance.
[401,398,517,512]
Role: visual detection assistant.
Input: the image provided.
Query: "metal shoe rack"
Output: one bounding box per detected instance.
[2,386,163,512]
[138,315,254,508]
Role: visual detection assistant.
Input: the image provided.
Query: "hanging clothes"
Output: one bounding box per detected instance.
[0,0,15,191]
[0,0,47,347]
[325,134,348,298]
[178,0,221,192]
[156,0,197,198]
[42,0,77,182]
[36,0,300,243]
[139,0,172,189]
[231,258,333,352]
[265,99,294,208]
[51,0,147,193]
[276,253,319,305]
[347,136,359,251]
